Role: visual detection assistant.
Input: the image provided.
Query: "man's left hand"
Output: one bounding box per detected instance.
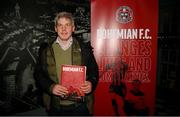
[80,81,92,94]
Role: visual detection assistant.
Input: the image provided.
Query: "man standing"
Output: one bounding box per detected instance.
[34,12,99,116]
[15,3,21,19]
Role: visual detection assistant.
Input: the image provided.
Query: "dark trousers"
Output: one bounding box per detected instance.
[48,103,90,116]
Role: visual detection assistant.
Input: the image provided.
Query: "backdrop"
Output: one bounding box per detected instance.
[91,0,158,115]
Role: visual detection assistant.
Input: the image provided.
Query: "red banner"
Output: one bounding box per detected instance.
[91,0,158,116]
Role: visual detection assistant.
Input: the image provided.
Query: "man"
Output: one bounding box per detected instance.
[34,12,99,116]
[108,60,128,116]
[124,79,149,115]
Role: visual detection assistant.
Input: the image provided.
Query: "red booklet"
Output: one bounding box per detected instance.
[61,65,86,101]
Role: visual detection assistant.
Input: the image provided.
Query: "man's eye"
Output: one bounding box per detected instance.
[57,24,62,27]
[66,24,71,26]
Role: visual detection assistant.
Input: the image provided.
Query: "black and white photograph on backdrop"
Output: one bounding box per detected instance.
[0,0,90,115]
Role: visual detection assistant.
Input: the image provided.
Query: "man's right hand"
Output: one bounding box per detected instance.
[52,84,68,98]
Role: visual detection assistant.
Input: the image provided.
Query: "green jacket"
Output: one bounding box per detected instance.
[34,38,99,113]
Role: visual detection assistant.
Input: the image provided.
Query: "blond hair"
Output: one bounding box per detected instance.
[54,12,74,26]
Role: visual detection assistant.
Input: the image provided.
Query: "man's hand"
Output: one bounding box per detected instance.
[52,84,68,98]
[80,81,92,94]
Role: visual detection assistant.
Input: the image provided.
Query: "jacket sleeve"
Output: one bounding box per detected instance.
[81,41,99,94]
[34,43,55,94]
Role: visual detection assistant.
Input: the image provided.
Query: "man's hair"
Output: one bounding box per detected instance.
[132,79,141,85]
[54,11,74,26]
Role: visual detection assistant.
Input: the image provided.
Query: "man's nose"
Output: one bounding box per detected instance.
[62,25,66,30]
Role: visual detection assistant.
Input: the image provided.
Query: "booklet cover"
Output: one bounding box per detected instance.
[60,65,86,101]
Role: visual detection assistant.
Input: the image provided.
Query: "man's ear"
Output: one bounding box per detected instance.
[72,26,75,32]
[55,26,57,32]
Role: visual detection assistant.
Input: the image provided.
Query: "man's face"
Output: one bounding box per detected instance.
[132,81,141,90]
[55,17,75,41]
